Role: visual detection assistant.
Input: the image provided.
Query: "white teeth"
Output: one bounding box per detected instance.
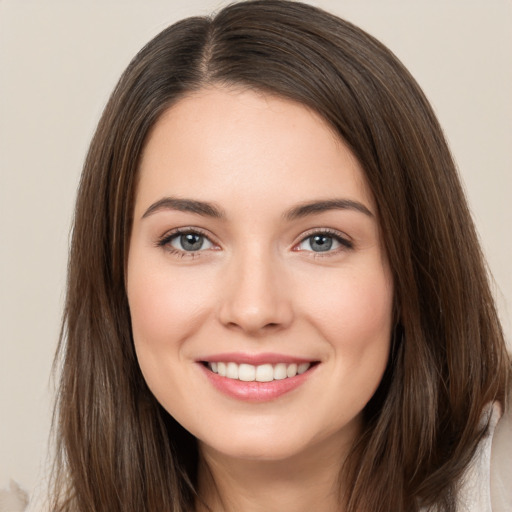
[256,364,274,382]
[273,363,287,380]
[238,363,256,381]
[207,361,312,382]
[297,363,310,374]
[226,362,239,379]
[286,363,298,378]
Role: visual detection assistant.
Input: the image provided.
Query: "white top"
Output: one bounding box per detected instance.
[453,402,512,512]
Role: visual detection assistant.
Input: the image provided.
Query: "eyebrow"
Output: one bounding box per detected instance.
[141,196,373,221]
[283,199,374,220]
[142,197,226,219]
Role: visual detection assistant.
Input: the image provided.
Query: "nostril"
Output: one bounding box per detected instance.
[218,295,294,334]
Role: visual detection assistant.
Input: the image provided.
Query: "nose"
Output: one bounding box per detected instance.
[217,247,294,335]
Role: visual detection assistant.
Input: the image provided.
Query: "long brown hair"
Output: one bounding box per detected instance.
[52,1,510,511]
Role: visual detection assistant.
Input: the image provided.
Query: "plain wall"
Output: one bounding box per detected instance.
[1,0,511,503]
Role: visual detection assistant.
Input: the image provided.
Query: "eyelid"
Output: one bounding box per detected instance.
[155,226,352,257]
[293,228,353,253]
[156,226,220,255]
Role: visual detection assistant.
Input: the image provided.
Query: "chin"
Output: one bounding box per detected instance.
[201,435,311,462]
[195,413,360,464]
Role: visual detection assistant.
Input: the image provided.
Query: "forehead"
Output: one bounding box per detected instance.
[135,86,375,216]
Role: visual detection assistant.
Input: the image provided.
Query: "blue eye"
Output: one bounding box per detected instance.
[297,232,352,253]
[171,233,213,252]
[159,231,214,253]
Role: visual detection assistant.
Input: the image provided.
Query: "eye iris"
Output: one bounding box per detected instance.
[310,235,333,252]
[180,233,203,251]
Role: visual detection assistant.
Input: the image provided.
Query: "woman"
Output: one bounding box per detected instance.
[50,1,510,511]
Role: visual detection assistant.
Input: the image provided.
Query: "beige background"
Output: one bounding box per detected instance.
[1,0,511,502]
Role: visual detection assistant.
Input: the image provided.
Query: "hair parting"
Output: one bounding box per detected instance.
[51,2,510,511]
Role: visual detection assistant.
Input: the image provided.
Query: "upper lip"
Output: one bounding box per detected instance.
[197,352,318,366]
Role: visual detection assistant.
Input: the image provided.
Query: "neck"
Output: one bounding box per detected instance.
[196,426,358,512]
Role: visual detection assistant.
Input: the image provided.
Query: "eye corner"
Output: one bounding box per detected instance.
[155,226,220,258]
[293,228,354,255]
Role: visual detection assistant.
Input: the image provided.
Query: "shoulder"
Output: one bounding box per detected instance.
[490,400,512,511]
[454,402,512,512]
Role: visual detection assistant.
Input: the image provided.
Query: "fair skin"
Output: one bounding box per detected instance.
[127,86,394,512]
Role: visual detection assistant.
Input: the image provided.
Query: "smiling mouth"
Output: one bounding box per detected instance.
[203,361,316,382]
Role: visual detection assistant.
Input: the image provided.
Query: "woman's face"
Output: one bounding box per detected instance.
[127,87,394,463]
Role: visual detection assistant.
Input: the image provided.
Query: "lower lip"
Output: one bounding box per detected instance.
[199,364,317,402]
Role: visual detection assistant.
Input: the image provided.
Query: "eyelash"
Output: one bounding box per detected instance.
[156,227,216,259]
[295,228,353,257]
[156,227,353,258]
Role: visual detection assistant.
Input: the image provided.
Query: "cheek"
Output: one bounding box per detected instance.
[128,262,210,344]
[126,258,215,417]
[126,255,218,400]
[299,261,394,362]
[302,264,393,417]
